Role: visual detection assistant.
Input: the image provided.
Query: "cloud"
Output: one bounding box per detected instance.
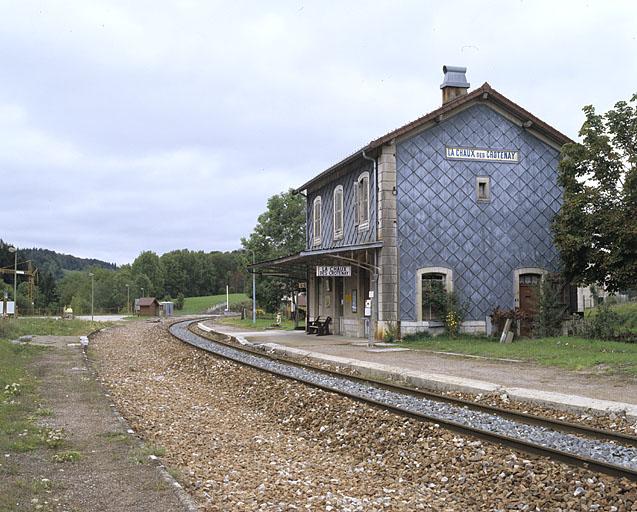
[0,0,636,264]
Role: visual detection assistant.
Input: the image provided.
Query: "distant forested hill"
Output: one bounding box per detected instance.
[0,240,116,280]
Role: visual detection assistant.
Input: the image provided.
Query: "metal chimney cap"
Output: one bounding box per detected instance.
[440,65,470,89]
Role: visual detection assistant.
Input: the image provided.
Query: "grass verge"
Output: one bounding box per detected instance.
[0,317,112,338]
[586,301,637,333]
[177,293,249,316]
[0,339,45,455]
[0,317,105,458]
[132,444,167,464]
[397,335,637,375]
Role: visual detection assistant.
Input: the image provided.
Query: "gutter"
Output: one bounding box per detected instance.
[361,149,376,176]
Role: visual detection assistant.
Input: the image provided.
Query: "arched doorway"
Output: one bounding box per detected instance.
[514,268,547,337]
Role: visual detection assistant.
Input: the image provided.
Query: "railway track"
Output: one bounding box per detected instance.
[169,318,637,482]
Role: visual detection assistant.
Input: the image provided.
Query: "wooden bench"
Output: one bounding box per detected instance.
[306,316,321,335]
[307,316,332,336]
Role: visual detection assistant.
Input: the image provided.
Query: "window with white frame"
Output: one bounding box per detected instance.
[333,185,344,240]
[313,196,322,246]
[421,273,446,321]
[476,176,491,202]
[353,180,359,226]
[356,172,370,229]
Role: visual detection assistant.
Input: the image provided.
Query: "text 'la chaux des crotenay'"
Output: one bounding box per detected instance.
[445,146,519,163]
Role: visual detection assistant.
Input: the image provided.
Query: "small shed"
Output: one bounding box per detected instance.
[159,301,174,317]
[136,297,160,316]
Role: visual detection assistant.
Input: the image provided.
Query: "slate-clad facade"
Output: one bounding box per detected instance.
[397,103,562,323]
[254,66,572,339]
[306,162,377,251]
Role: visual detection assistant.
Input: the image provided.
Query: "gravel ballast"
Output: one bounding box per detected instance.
[173,321,637,473]
[91,320,637,511]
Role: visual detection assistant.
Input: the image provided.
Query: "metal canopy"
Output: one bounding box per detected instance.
[249,242,383,280]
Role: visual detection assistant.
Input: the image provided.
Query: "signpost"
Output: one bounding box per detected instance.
[445,146,519,163]
[316,266,351,277]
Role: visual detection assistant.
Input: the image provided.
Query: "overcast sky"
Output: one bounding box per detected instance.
[2,1,636,265]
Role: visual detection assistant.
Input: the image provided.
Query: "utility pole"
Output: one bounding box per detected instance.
[126,284,130,314]
[8,246,17,318]
[89,273,94,321]
[368,271,378,348]
[250,250,256,324]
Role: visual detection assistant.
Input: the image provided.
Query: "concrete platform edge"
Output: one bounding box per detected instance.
[243,337,637,421]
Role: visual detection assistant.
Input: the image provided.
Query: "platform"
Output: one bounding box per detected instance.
[202,321,637,421]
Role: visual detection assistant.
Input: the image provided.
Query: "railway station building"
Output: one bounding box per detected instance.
[253,66,572,339]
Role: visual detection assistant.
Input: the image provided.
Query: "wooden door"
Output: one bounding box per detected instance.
[335,278,344,334]
[519,274,540,336]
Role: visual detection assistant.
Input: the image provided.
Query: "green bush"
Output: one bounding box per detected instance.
[382,321,401,342]
[584,302,621,339]
[533,279,566,338]
[402,330,432,342]
[444,292,467,337]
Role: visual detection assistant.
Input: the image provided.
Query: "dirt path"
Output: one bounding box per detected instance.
[1,335,192,512]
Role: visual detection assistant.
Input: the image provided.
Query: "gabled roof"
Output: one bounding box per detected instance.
[138,297,159,307]
[295,83,573,193]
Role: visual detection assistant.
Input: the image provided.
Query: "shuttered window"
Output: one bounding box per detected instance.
[333,185,344,240]
[353,181,359,226]
[357,172,370,230]
[313,196,322,246]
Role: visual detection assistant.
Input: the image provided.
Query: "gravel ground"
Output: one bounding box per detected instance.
[91,321,637,511]
[177,322,637,471]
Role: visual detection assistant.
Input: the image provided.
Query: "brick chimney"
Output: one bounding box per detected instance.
[440,65,470,104]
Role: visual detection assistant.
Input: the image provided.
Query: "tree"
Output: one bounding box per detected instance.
[58,271,89,310]
[241,189,306,312]
[553,93,637,292]
[35,269,60,313]
[532,277,565,338]
[160,250,188,298]
[131,251,165,296]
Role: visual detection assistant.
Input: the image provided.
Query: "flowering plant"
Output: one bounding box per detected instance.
[445,310,460,337]
[3,383,21,396]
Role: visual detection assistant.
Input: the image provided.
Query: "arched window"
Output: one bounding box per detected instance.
[313,196,322,246]
[355,171,370,230]
[333,185,344,240]
[416,267,454,322]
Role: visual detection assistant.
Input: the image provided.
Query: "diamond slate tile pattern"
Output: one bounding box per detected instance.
[306,164,377,251]
[397,104,562,321]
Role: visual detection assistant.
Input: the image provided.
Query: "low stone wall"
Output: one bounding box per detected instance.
[400,320,486,336]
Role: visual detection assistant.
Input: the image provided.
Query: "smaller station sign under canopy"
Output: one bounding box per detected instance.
[316,265,352,277]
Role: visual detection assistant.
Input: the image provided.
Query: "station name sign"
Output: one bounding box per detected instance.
[446,146,519,163]
[316,265,351,277]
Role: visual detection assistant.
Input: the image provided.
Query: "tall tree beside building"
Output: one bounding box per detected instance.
[241,189,306,312]
[553,93,637,292]
[131,251,165,296]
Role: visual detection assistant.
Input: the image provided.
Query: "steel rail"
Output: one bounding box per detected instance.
[169,319,637,481]
[189,319,637,448]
